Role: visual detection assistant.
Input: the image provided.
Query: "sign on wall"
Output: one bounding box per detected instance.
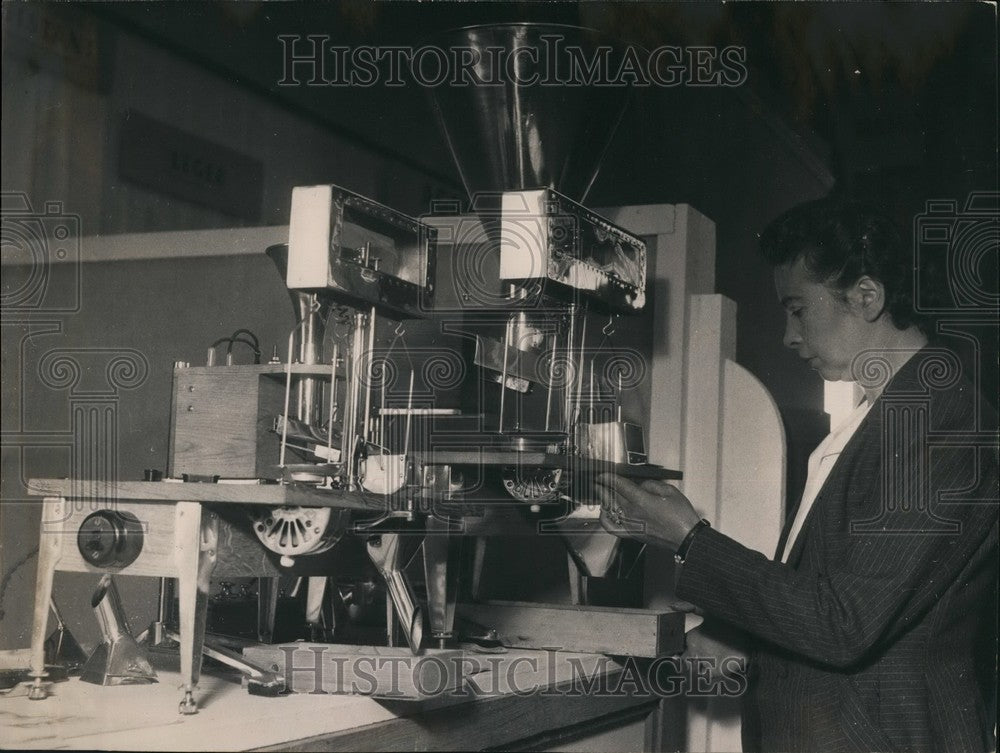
[118,112,263,223]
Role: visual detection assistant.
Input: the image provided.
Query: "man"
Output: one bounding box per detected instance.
[595,198,998,752]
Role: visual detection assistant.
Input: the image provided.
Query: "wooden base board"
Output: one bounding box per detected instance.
[456,601,685,657]
[242,643,472,700]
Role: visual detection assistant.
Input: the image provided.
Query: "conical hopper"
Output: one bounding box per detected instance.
[427,24,634,204]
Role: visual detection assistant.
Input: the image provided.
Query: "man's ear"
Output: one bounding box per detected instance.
[853,275,886,322]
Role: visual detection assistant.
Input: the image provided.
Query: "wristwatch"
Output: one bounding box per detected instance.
[674,518,711,565]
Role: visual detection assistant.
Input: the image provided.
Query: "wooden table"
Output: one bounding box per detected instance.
[21,478,685,749]
[23,479,384,713]
[1,649,681,751]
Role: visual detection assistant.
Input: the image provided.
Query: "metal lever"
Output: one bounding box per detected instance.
[44,598,87,671]
[161,629,284,697]
[366,533,424,653]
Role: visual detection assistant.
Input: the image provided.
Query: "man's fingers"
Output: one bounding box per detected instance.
[592,483,614,507]
[594,473,646,504]
[594,471,618,488]
[595,474,677,507]
[639,479,677,496]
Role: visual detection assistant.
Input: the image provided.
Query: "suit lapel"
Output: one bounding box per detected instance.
[783,400,881,568]
[785,497,820,568]
[773,517,795,562]
[774,347,932,568]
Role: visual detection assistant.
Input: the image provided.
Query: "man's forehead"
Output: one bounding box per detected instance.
[773,257,810,297]
[774,256,809,289]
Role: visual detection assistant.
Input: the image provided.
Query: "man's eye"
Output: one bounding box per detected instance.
[790,308,803,318]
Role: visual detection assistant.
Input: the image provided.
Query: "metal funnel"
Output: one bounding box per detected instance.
[80,575,157,686]
[426,24,633,204]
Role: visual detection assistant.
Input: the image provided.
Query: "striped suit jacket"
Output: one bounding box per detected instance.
[677,348,999,752]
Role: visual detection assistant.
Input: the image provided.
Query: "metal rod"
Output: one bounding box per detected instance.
[564,308,576,432]
[340,336,353,481]
[279,322,303,469]
[341,324,357,483]
[385,595,395,648]
[361,306,376,446]
[617,373,623,422]
[156,578,169,625]
[403,370,414,460]
[326,343,339,460]
[379,371,386,453]
[342,312,365,488]
[498,317,512,434]
[350,311,366,486]
[544,332,555,431]
[589,359,595,422]
[49,596,66,631]
[573,313,587,428]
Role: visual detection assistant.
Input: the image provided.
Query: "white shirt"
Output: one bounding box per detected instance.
[781,398,874,563]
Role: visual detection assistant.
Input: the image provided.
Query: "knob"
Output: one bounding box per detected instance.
[77,510,144,568]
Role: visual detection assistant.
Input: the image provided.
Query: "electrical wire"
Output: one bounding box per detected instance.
[229,328,260,351]
[0,546,39,622]
[209,334,262,364]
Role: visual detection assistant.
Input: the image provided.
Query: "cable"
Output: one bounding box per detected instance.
[0,546,39,622]
[227,337,262,363]
[229,329,260,351]
[209,335,262,364]
[228,329,261,362]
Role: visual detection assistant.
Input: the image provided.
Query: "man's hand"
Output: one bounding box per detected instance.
[593,473,705,550]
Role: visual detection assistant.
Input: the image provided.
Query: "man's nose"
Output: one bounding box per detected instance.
[783,317,801,350]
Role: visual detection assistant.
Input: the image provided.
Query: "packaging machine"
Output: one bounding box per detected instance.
[25,24,701,713]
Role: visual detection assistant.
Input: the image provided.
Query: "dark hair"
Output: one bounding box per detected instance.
[759,197,928,333]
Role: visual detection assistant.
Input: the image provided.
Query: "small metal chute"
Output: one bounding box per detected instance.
[80,575,157,686]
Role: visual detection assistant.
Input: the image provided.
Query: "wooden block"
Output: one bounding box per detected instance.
[456,601,685,657]
[169,367,288,479]
[170,369,263,477]
[41,499,183,578]
[243,643,474,700]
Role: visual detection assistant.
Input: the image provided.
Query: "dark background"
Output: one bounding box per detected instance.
[53,0,1000,415]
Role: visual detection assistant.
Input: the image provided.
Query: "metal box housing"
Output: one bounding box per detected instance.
[288,184,437,318]
[499,189,646,312]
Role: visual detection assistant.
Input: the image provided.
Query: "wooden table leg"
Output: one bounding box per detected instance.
[174,502,217,714]
[28,497,66,700]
